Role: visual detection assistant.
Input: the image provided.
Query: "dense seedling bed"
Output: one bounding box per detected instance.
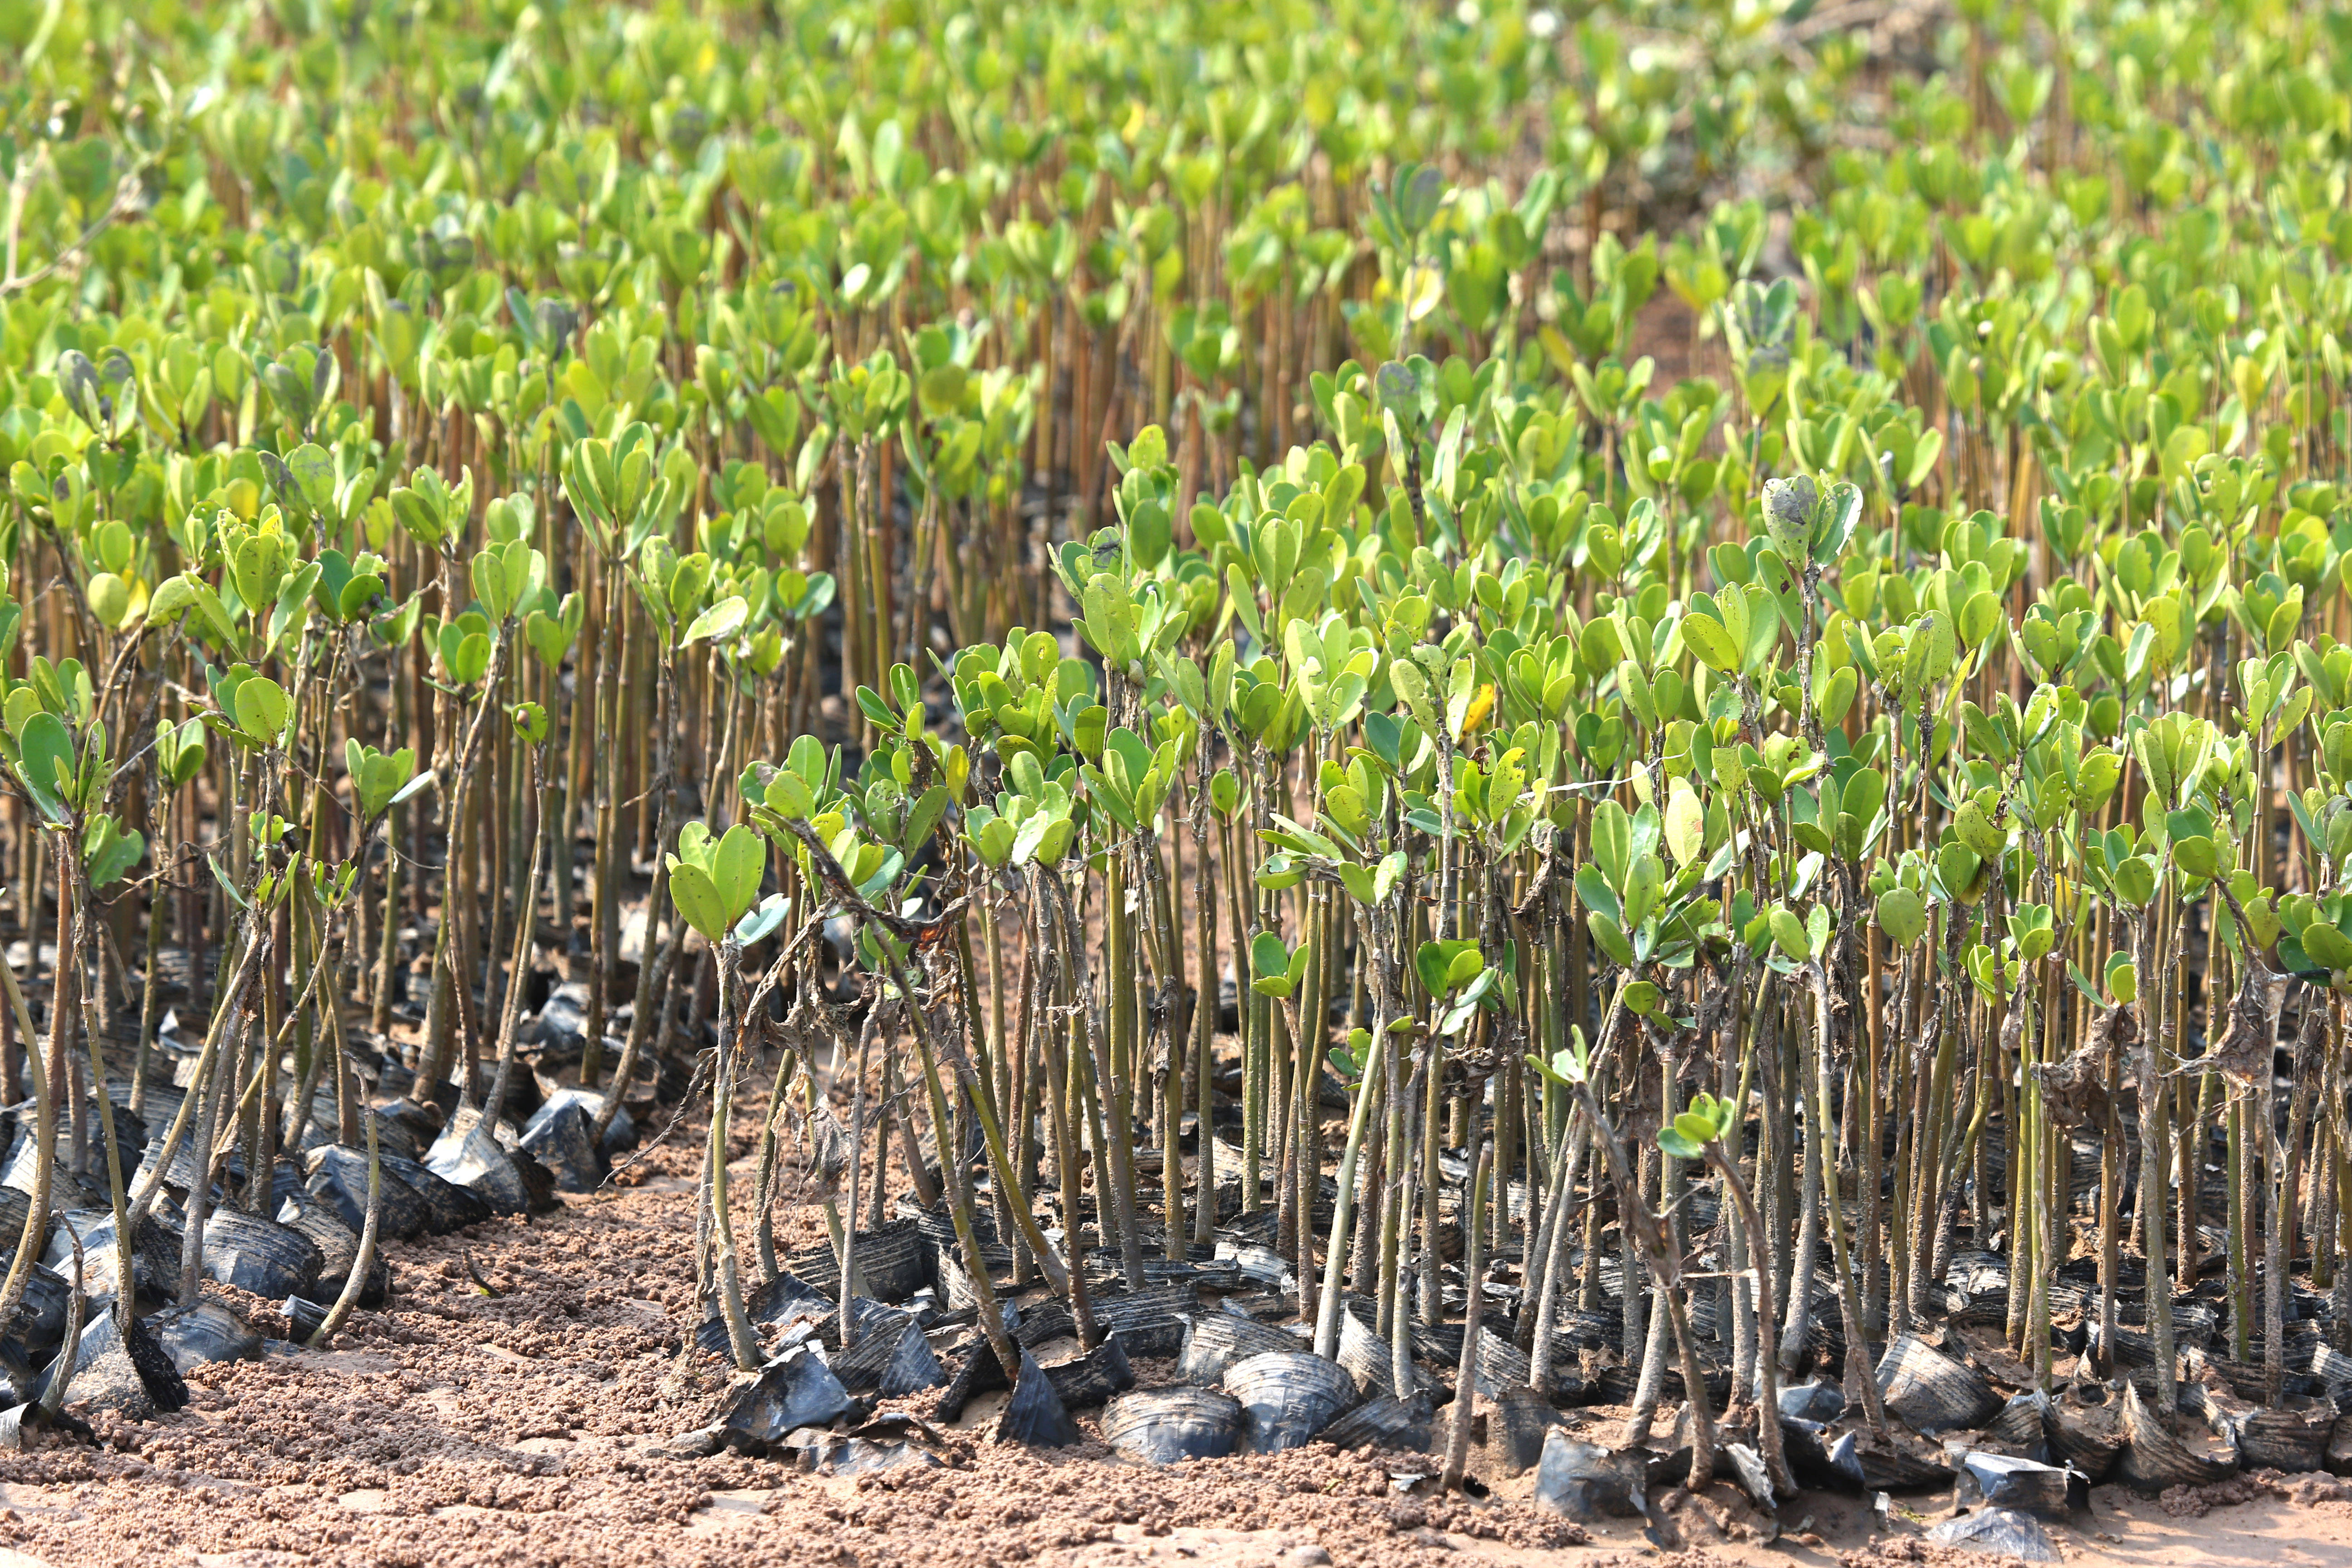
[6,0,2352,1560]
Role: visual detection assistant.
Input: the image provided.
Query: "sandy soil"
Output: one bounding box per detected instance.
[5,1126,2352,1568]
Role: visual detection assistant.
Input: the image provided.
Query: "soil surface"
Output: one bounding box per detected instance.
[5,1127,2352,1568]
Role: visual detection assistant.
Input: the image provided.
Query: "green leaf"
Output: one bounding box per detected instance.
[1574,864,1620,926]
[1252,931,1291,980]
[1814,481,1862,564]
[684,594,750,646]
[388,767,437,808]
[1663,779,1704,868]
[1590,798,1632,893]
[1130,500,1171,571]
[1587,911,1634,965]
[1656,1127,1703,1161]
[2303,920,2352,973]
[338,571,386,621]
[287,442,337,512]
[232,534,287,609]
[735,892,789,946]
[712,823,766,926]
[969,814,1014,866]
[237,677,293,747]
[674,819,718,875]
[182,577,245,649]
[83,816,144,887]
[535,593,584,661]
[1875,885,1929,946]
[766,769,818,821]
[2171,834,2218,882]
[209,851,250,908]
[1936,842,1984,902]
[1953,799,2006,856]
[86,573,131,629]
[1679,610,1739,673]
[1672,1110,1717,1148]
[14,710,73,821]
[510,701,551,744]
[667,859,728,944]
[1769,906,1810,961]
[1623,852,1664,930]
[471,548,516,622]
[160,716,208,788]
[1010,811,1053,865]
[449,632,491,686]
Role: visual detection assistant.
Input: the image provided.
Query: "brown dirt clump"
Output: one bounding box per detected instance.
[2270,1472,2352,1510]
[2161,1474,2287,1519]
[2160,1470,2352,1519]
[1833,1541,2024,1568]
